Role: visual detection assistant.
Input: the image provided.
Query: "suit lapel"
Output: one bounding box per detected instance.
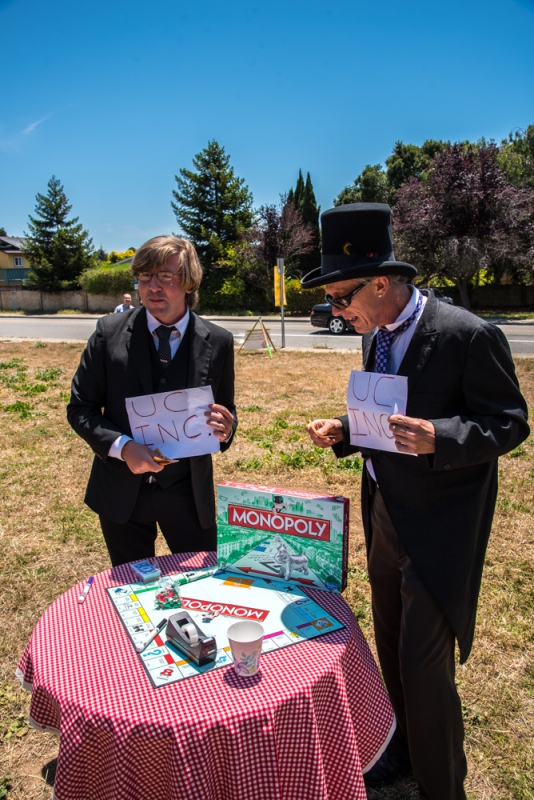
[125,307,153,395]
[397,295,440,392]
[187,312,211,388]
[362,332,376,371]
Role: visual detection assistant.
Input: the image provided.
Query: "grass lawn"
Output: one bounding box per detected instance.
[0,342,533,799]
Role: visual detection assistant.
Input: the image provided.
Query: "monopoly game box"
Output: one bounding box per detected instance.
[217,482,349,592]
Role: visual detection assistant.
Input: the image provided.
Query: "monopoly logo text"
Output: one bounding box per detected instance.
[228,504,330,541]
[181,597,269,621]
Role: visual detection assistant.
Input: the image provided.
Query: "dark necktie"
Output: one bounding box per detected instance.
[374,293,423,374]
[155,325,177,368]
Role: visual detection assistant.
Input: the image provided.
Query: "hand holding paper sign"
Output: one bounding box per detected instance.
[346,371,412,455]
[125,386,221,460]
[205,403,235,441]
[389,414,436,454]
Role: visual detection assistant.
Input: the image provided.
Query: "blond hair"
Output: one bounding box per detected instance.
[131,236,203,309]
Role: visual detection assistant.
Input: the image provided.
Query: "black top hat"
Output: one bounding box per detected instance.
[301,202,417,288]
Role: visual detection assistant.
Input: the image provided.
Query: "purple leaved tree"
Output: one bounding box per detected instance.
[393,143,534,310]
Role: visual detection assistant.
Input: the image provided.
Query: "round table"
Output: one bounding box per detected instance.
[17,552,395,800]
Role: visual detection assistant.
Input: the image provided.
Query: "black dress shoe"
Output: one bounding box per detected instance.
[363,750,411,788]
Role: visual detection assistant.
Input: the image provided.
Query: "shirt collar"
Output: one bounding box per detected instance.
[145,306,190,338]
[384,286,420,332]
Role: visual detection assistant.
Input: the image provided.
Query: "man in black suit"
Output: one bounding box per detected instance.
[302,204,529,800]
[68,236,237,567]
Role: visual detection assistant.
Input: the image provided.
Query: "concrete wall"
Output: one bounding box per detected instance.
[0,290,140,313]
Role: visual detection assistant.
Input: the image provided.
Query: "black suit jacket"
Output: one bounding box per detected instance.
[335,296,529,662]
[67,307,237,528]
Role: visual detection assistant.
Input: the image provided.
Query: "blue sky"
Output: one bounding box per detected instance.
[1,0,534,252]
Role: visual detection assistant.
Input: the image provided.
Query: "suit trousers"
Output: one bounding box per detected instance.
[368,486,467,800]
[99,476,217,567]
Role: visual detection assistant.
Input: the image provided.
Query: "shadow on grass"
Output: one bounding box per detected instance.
[41,758,57,786]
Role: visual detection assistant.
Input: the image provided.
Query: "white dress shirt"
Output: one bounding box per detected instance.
[108,308,190,459]
[367,286,426,481]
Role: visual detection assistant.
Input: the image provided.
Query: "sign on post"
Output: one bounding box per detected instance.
[273,264,286,306]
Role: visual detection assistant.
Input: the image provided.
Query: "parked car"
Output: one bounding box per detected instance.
[310,303,356,335]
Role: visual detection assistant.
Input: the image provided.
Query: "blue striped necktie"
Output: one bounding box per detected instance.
[374,294,423,374]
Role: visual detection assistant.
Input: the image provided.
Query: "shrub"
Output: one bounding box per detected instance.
[285,278,325,314]
[80,264,134,296]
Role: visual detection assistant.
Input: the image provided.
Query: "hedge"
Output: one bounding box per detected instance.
[285,279,325,314]
[80,264,134,296]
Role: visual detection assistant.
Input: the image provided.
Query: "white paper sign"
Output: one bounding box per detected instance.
[125,386,220,459]
[346,371,409,454]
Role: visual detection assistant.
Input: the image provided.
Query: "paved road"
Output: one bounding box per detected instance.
[2,314,534,356]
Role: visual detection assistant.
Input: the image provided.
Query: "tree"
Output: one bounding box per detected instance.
[386,139,447,195]
[394,143,534,309]
[288,170,321,273]
[209,196,315,311]
[334,164,390,206]
[334,140,447,208]
[499,125,534,191]
[171,140,253,270]
[108,249,136,263]
[292,169,305,210]
[94,246,108,262]
[24,176,93,291]
[0,227,7,236]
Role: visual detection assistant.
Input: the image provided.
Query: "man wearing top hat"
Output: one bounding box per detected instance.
[303,203,529,800]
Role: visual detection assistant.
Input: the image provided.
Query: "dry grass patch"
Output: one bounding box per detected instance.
[0,342,532,799]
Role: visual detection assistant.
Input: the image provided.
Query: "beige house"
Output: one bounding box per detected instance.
[0,236,31,286]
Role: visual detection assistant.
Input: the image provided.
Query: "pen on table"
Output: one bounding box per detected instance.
[78,576,94,604]
[173,567,220,587]
[136,618,168,653]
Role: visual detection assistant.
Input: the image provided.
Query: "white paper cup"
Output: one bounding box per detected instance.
[226,621,264,677]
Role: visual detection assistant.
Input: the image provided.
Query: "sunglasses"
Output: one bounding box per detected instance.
[325,282,368,309]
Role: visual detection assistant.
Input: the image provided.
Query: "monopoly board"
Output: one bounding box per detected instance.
[217,482,349,592]
[108,570,344,688]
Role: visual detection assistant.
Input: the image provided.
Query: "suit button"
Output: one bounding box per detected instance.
[443,463,450,470]
[160,378,166,385]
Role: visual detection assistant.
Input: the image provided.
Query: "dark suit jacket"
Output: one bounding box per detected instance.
[67,307,237,528]
[334,296,529,662]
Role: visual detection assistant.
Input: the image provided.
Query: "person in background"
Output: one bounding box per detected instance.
[114,293,134,313]
[68,236,237,566]
[302,203,529,800]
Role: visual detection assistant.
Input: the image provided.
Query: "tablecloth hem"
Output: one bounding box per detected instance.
[361,716,396,773]
[28,714,60,737]
[14,666,32,693]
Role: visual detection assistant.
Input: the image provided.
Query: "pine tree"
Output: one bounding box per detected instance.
[293,169,305,209]
[25,176,93,291]
[287,170,321,274]
[171,140,253,270]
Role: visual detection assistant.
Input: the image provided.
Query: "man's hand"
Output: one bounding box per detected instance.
[306,418,344,448]
[388,414,436,455]
[121,441,165,474]
[205,403,235,442]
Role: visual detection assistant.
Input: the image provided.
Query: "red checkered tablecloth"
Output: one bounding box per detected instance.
[17,552,395,800]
